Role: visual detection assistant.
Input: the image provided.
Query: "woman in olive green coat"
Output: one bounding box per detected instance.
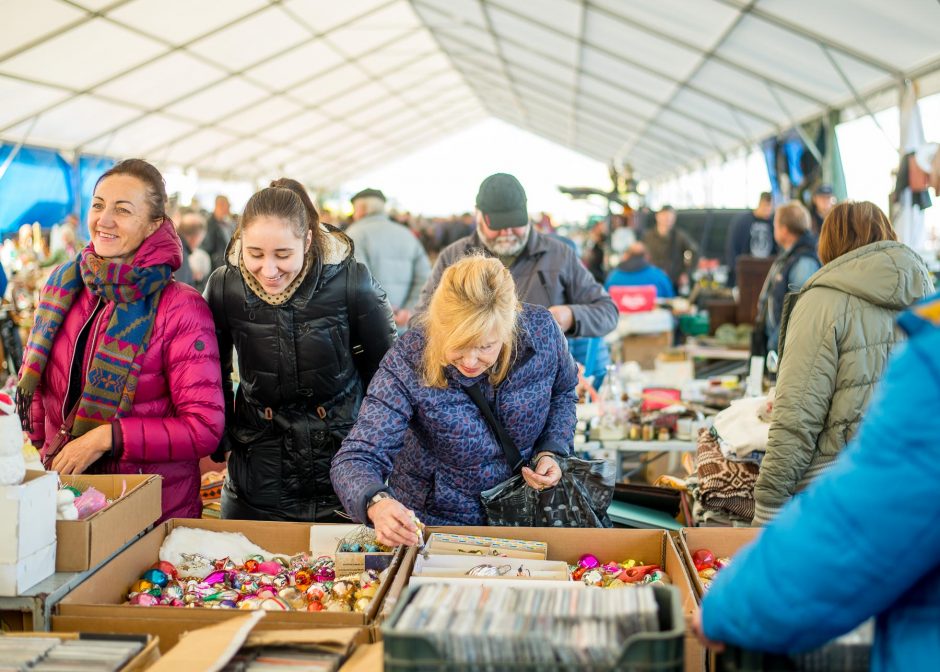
[752,202,932,525]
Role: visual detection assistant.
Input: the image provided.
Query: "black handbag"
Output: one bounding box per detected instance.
[466,383,614,528]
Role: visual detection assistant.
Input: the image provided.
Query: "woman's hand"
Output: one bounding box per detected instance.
[688,608,725,652]
[368,497,420,547]
[521,453,561,490]
[51,425,111,475]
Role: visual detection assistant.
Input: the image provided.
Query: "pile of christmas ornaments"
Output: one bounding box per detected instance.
[124,553,381,613]
[691,548,730,591]
[569,554,671,588]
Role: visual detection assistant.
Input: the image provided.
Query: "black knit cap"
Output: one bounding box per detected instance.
[475,173,528,230]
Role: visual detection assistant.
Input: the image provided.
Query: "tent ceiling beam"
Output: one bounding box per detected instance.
[586,0,828,107]
[406,0,489,117]
[222,81,474,174]
[765,81,823,164]
[478,0,530,124]
[449,59,716,158]
[71,1,407,153]
[0,0,135,64]
[713,0,905,77]
[0,116,40,183]
[422,9,750,145]
[0,0,284,134]
[821,44,898,151]
[466,0,790,123]
[617,0,756,161]
[567,0,587,148]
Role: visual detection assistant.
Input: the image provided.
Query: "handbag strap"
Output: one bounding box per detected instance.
[465,383,525,474]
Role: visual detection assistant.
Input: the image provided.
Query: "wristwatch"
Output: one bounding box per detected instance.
[367,491,393,510]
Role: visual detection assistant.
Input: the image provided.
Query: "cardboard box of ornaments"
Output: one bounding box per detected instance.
[56,473,163,572]
[414,526,706,672]
[677,527,761,600]
[51,518,413,653]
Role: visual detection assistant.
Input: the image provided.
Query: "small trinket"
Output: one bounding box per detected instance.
[692,549,716,572]
[141,568,169,587]
[578,554,600,569]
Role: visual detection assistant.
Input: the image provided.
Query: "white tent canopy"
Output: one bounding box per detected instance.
[2,0,938,187]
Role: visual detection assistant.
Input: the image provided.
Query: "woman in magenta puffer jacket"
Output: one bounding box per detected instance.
[17,159,225,520]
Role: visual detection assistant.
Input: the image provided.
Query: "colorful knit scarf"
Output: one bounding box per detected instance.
[17,247,172,437]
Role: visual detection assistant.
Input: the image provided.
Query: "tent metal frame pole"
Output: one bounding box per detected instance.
[617,0,757,161]
[478,0,530,124]
[427,15,749,147]
[765,82,824,165]
[465,0,809,119]
[821,45,899,151]
[0,116,39,183]
[711,0,904,78]
[567,0,588,147]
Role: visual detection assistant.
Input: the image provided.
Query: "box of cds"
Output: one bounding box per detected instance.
[415,527,701,671]
[383,583,684,671]
[0,631,159,671]
[51,518,412,652]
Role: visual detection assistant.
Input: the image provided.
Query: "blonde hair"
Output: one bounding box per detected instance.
[418,255,521,388]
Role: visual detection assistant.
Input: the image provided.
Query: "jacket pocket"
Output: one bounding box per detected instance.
[228,423,282,509]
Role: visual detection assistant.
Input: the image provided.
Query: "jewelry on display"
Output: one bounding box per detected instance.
[466,563,513,577]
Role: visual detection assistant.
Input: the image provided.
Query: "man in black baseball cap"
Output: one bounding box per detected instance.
[811,183,836,236]
[476,173,529,231]
[412,172,617,364]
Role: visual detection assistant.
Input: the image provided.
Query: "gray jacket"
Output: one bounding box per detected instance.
[345,214,430,311]
[413,229,618,338]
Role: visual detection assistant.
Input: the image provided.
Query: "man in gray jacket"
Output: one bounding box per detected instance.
[345,188,431,330]
[413,173,618,359]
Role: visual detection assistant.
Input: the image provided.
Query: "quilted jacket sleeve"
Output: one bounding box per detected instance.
[116,285,225,462]
[703,333,940,652]
[331,344,416,523]
[204,268,235,458]
[534,312,578,457]
[753,293,839,524]
[351,262,397,390]
[28,379,46,447]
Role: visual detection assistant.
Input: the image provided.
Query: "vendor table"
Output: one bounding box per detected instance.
[0,530,148,631]
[578,438,695,481]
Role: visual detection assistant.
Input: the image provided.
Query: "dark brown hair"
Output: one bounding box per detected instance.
[95,158,167,221]
[818,201,896,265]
[239,178,323,259]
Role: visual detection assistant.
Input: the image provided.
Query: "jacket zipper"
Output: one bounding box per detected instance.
[61,297,103,422]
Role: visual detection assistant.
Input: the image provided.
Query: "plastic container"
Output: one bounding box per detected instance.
[383,584,685,672]
[714,622,872,672]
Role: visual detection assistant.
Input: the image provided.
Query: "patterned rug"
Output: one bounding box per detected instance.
[696,428,758,522]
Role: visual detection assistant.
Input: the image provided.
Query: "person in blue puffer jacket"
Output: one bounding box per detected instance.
[604,242,675,299]
[331,254,578,547]
[691,292,940,672]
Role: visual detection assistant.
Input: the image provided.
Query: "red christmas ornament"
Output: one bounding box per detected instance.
[692,549,716,572]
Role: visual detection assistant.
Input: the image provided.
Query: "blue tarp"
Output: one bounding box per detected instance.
[0,144,115,239]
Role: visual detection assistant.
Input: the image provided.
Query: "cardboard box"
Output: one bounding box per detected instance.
[411,553,572,586]
[679,527,761,600]
[427,526,703,672]
[52,518,410,653]
[0,470,57,595]
[0,631,160,670]
[621,331,673,370]
[149,612,369,671]
[56,473,162,572]
[310,524,394,577]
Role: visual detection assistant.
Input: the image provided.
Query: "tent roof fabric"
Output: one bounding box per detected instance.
[2,0,938,185]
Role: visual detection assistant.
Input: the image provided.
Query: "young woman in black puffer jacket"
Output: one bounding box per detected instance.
[205,178,396,522]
